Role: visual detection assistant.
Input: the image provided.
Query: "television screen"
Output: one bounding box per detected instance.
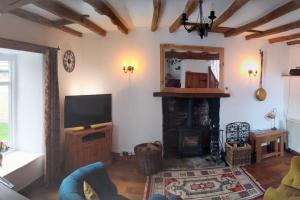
[64,94,112,128]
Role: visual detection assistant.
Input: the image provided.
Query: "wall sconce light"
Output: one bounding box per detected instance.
[123,65,134,74]
[248,69,258,77]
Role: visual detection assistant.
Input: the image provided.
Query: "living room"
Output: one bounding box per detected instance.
[0,0,300,200]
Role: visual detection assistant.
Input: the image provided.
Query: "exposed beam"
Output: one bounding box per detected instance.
[212,26,233,33]
[0,37,53,53]
[292,0,300,7]
[169,0,198,33]
[211,26,262,34]
[165,51,219,60]
[34,0,106,36]
[10,8,82,37]
[151,0,161,32]
[225,1,300,37]
[52,19,74,27]
[287,39,300,45]
[83,0,128,34]
[269,33,300,43]
[57,26,83,37]
[212,0,250,29]
[245,20,300,40]
[0,0,38,13]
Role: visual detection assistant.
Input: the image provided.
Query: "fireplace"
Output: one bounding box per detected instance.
[178,127,210,157]
[162,97,220,158]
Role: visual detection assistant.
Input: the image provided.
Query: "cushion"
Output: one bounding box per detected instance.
[83,181,100,200]
[282,156,300,190]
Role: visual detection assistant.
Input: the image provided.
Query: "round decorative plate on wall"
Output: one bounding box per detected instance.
[63,50,75,73]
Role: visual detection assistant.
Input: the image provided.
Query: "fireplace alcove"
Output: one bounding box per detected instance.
[162,97,220,158]
[154,44,230,158]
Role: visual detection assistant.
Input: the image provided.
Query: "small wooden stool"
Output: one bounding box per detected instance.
[249,129,286,163]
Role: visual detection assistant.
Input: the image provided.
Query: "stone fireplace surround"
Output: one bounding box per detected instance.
[162,97,220,158]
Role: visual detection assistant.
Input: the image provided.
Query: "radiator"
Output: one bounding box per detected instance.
[287,118,300,153]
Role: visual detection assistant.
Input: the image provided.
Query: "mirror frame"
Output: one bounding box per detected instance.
[160,43,224,92]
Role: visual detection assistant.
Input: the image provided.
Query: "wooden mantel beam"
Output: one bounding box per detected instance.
[83,0,128,34]
[0,0,38,13]
[212,0,250,29]
[165,51,219,60]
[34,0,106,37]
[225,1,300,37]
[245,20,300,40]
[169,0,198,33]
[269,33,300,43]
[151,0,161,32]
[287,39,300,45]
[10,8,82,37]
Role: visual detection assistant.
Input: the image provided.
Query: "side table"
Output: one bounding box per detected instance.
[249,129,286,163]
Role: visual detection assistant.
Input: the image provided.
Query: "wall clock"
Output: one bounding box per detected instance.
[63,50,75,73]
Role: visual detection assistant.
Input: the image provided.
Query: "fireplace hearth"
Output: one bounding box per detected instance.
[162,97,220,158]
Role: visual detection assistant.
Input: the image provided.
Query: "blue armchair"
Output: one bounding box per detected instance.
[58,162,127,200]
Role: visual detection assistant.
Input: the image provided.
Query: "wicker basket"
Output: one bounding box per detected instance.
[225,143,252,167]
[134,142,162,176]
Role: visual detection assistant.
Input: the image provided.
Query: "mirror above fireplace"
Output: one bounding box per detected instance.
[154,44,230,98]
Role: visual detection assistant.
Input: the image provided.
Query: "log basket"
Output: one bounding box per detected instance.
[134,141,162,176]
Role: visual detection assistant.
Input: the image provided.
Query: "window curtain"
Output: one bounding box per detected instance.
[44,48,60,187]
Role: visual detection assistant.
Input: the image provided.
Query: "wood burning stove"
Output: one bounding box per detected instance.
[178,127,210,157]
[162,97,220,158]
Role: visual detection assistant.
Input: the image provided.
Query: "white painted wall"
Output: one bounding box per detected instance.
[285,46,300,120]
[282,45,300,153]
[78,29,288,153]
[0,14,289,154]
[15,52,44,153]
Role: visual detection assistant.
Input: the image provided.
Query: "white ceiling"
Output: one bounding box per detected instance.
[19,0,300,39]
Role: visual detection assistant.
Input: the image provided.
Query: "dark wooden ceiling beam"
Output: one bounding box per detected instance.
[52,19,74,27]
[211,26,262,34]
[212,0,250,29]
[245,20,300,40]
[0,0,38,13]
[34,0,106,36]
[225,1,300,37]
[82,0,128,34]
[269,33,300,43]
[287,39,300,45]
[151,0,161,32]
[169,0,198,33]
[10,8,82,37]
[165,51,219,60]
[57,26,83,37]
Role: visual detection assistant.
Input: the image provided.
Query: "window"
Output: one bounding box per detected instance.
[0,55,14,146]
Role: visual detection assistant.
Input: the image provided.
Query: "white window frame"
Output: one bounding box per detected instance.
[0,54,16,148]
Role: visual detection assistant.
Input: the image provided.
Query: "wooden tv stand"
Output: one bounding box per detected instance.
[64,124,112,174]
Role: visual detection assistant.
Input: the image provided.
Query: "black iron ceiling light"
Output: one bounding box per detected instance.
[181,0,216,39]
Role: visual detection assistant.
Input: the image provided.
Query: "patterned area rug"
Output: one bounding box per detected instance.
[163,156,226,170]
[144,167,264,200]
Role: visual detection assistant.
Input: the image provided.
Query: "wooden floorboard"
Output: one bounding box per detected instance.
[107,160,146,200]
[21,153,293,200]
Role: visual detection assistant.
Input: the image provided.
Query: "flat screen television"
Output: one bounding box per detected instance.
[64,94,112,128]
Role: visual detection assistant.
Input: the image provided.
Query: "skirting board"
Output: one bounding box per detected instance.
[287,148,300,156]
